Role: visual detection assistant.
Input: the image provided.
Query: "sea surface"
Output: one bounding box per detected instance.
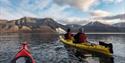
[0,33,125,63]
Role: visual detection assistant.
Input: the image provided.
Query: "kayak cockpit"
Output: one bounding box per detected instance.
[59,36,113,57]
[11,42,35,63]
[11,56,32,63]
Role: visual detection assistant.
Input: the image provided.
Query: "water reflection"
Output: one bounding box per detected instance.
[87,34,125,43]
[18,33,58,42]
[64,44,114,63]
[0,33,125,63]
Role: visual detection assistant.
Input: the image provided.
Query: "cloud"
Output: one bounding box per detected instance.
[54,0,98,11]
[0,0,79,20]
[38,4,70,20]
[0,6,38,20]
[0,0,68,20]
[102,0,124,3]
[91,13,125,24]
[0,0,10,4]
[93,19,124,24]
[0,0,87,21]
[0,0,124,24]
[0,5,23,20]
[60,17,90,25]
[99,13,125,20]
[115,0,123,3]
[90,12,125,24]
[90,10,111,17]
[20,0,50,12]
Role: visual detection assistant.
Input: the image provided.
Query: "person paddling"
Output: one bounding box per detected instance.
[74,28,87,43]
[64,28,73,40]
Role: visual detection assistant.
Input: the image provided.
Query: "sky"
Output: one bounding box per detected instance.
[0,0,125,24]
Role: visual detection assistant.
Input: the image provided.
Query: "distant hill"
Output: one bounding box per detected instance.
[0,19,8,23]
[113,22,125,32]
[0,17,125,33]
[65,24,82,32]
[81,21,119,32]
[0,17,66,33]
[113,22,125,28]
[15,17,66,30]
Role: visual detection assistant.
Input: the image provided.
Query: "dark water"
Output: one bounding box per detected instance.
[0,33,125,63]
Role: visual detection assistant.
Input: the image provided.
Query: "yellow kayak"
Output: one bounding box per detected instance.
[59,36,112,57]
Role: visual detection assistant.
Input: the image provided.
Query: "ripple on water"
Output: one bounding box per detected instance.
[0,34,125,63]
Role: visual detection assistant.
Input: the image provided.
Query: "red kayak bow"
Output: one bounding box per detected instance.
[11,42,35,63]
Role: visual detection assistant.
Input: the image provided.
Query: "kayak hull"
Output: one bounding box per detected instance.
[59,36,112,57]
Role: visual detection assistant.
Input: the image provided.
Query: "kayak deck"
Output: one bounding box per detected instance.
[11,42,35,63]
[59,36,112,57]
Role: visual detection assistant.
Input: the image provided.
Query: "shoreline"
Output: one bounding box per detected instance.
[0,32,125,34]
[86,32,125,34]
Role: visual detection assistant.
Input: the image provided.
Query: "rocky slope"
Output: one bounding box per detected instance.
[0,18,125,33]
[0,17,66,33]
[81,21,120,32]
[65,24,82,32]
[113,22,125,32]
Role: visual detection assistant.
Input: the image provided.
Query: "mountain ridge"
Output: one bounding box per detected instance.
[0,17,66,33]
[0,17,125,33]
[81,21,120,32]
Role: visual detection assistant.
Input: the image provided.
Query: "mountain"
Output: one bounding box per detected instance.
[0,19,19,32]
[0,17,66,33]
[81,21,119,32]
[113,22,125,28]
[65,24,82,32]
[0,19,8,23]
[113,22,125,32]
[16,17,66,29]
[1,18,125,33]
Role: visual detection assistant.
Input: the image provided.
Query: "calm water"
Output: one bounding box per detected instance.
[0,33,125,63]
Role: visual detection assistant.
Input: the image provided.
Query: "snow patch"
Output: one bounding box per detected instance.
[56,27,66,34]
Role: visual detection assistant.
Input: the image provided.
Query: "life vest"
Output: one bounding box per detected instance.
[64,32,72,40]
[74,33,87,43]
[79,33,87,43]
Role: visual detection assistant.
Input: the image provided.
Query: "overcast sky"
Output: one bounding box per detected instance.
[0,0,125,24]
